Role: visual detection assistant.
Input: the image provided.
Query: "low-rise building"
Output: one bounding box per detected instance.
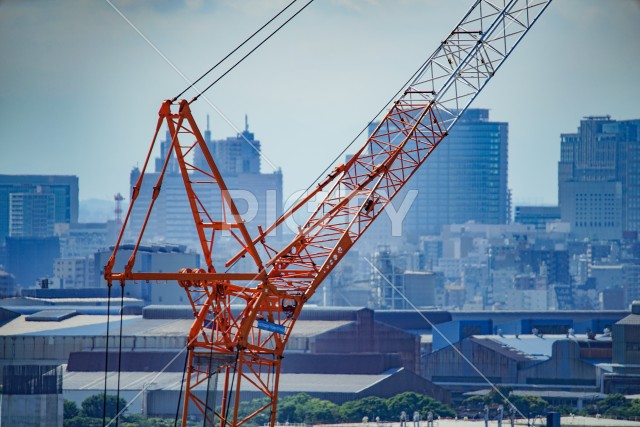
[424,333,612,400]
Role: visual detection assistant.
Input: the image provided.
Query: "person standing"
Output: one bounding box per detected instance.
[509,405,516,427]
[483,405,489,427]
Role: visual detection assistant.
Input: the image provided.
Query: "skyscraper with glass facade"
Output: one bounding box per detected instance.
[357,108,508,253]
[379,108,509,240]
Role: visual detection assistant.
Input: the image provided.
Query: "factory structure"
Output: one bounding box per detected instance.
[2,299,639,424]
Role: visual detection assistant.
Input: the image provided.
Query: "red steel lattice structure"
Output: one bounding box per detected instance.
[104,0,552,425]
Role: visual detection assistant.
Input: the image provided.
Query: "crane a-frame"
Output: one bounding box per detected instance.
[104,0,552,425]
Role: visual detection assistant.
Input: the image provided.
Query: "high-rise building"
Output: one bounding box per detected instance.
[9,191,55,237]
[0,175,79,241]
[198,116,283,238]
[365,109,509,243]
[558,116,640,240]
[128,116,283,252]
[197,115,261,176]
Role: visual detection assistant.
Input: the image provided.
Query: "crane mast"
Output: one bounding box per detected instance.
[104,0,552,425]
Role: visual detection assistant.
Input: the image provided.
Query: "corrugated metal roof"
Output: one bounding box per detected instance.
[476,333,610,360]
[471,334,560,361]
[25,310,78,322]
[23,296,142,304]
[0,305,140,316]
[617,314,640,325]
[0,315,138,336]
[63,368,399,393]
[112,318,192,337]
[288,320,351,337]
[0,314,350,339]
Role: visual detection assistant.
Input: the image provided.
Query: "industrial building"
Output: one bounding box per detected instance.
[0,305,453,419]
[1,301,633,419]
[603,300,640,394]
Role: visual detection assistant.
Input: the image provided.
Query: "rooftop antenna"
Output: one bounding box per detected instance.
[245,113,249,132]
[114,193,124,225]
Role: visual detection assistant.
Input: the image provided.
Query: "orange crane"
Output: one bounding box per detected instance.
[104,0,552,425]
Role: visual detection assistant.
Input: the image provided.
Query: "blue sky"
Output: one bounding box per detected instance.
[1,0,639,206]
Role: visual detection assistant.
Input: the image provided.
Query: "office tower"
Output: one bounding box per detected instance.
[9,191,55,237]
[129,116,283,251]
[0,175,79,241]
[203,116,282,236]
[196,115,261,176]
[558,116,640,240]
[367,109,509,242]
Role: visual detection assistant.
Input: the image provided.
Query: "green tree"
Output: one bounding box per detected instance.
[386,392,455,419]
[276,393,338,424]
[461,387,514,411]
[81,393,128,419]
[277,393,312,423]
[598,394,631,415]
[599,394,630,416]
[508,395,548,418]
[63,400,79,419]
[236,397,272,426]
[487,386,513,405]
[628,399,640,417]
[303,397,339,423]
[120,414,179,426]
[63,416,103,427]
[461,395,487,410]
[338,396,390,422]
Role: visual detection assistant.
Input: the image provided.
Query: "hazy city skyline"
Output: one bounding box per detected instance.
[1,0,639,207]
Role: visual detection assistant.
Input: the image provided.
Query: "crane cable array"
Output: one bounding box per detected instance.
[102,1,314,425]
[174,0,314,104]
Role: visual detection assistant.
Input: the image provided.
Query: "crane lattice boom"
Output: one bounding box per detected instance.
[104,1,552,425]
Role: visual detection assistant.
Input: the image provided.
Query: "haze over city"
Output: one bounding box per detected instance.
[5,2,640,426]
[1,0,639,206]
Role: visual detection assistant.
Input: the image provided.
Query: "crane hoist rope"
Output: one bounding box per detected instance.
[175,0,314,103]
[104,1,553,426]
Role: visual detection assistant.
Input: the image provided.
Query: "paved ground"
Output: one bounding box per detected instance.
[317,416,640,427]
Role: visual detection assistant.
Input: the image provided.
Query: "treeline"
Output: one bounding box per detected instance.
[65,390,640,426]
[64,394,186,427]
[460,388,640,420]
[64,391,453,427]
[237,392,455,425]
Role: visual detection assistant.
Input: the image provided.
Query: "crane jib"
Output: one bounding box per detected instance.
[103,1,553,426]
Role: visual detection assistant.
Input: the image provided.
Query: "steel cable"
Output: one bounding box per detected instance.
[190,0,314,103]
[173,0,300,102]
